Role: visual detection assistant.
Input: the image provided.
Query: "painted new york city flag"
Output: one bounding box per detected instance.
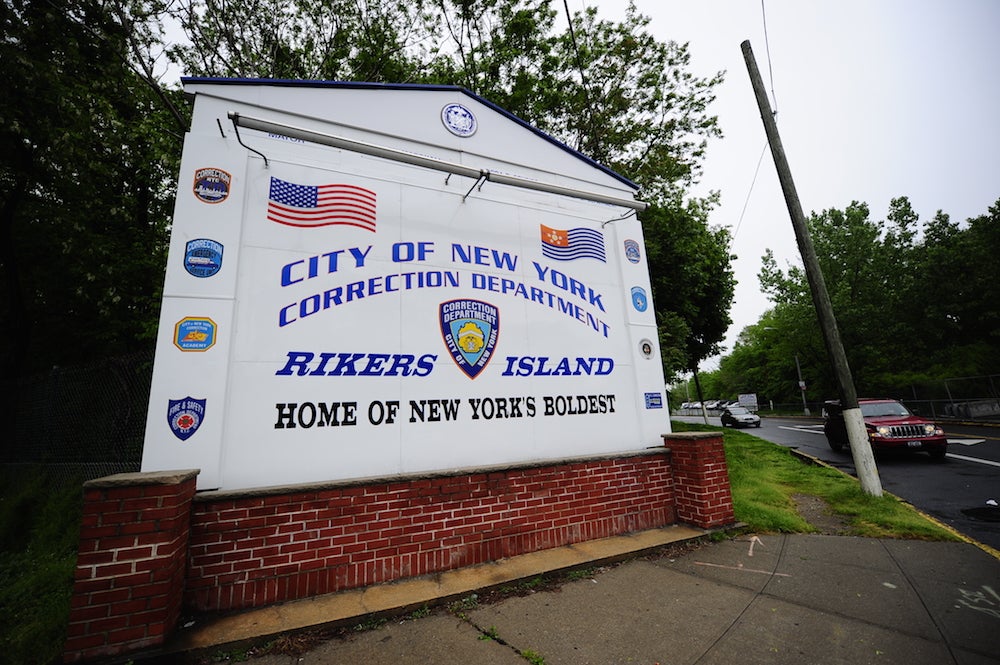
[540,224,606,262]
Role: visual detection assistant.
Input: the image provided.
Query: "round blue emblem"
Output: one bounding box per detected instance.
[184,238,223,278]
[441,103,477,137]
[631,286,648,312]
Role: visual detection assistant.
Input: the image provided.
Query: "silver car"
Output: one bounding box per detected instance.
[720,406,761,428]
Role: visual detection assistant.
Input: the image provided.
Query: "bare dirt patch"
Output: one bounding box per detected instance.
[792,493,853,535]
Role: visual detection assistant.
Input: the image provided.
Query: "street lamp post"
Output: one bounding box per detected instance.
[763,327,811,416]
[794,354,811,416]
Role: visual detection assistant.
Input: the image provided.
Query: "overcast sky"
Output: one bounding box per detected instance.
[580,0,1000,370]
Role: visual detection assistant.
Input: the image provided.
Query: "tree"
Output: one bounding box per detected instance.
[643,196,734,380]
[744,196,1000,402]
[167,0,440,81]
[1,0,184,380]
[165,0,733,378]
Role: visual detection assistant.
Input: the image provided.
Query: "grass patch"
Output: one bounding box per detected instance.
[672,420,960,541]
[0,469,83,665]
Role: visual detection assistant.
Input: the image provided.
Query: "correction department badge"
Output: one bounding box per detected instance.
[184,238,223,277]
[167,397,206,441]
[193,167,231,203]
[439,299,499,379]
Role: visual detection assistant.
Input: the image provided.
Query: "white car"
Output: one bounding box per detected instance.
[720,406,761,428]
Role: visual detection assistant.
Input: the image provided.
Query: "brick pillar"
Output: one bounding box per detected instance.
[63,469,198,663]
[663,432,735,528]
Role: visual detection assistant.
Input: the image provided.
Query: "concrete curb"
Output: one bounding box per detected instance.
[160,523,718,660]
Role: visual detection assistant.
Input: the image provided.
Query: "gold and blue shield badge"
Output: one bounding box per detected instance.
[439,299,499,379]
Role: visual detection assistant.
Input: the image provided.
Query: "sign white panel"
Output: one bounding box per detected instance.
[141,82,668,490]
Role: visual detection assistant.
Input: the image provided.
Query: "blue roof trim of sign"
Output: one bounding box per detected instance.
[181,77,640,192]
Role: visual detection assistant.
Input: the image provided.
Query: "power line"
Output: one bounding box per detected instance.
[564,0,595,150]
[761,0,778,114]
[732,141,769,241]
[733,1,780,240]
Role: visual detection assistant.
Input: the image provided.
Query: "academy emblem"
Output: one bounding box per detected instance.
[173,317,217,352]
[167,397,206,441]
[439,299,499,379]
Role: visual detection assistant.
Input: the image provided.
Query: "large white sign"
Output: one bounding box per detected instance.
[141,81,669,490]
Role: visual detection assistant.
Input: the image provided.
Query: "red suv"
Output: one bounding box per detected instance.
[823,398,948,461]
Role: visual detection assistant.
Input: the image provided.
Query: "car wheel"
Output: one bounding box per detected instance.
[755,422,761,428]
[928,447,947,462]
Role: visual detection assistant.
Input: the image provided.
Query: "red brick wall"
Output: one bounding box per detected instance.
[64,470,198,663]
[185,450,675,612]
[664,432,735,528]
[64,442,737,661]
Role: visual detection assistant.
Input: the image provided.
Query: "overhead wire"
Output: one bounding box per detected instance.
[732,0,779,242]
[564,0,597,154]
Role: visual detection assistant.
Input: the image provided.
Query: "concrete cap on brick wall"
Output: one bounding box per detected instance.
[83,469,200,489]
[661,432,722,441]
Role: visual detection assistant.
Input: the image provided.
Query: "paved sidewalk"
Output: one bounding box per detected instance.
[165,530,1000,665]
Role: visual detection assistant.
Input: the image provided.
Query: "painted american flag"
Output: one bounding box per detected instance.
[267,177,377,231]
[540,224,606,262]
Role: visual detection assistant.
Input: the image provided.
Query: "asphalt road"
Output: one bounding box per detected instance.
[673,413,1000,551]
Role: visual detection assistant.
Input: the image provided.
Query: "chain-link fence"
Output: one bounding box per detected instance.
[2,350,153,486]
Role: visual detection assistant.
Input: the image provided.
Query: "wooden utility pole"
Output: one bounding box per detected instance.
[741,40,882,496]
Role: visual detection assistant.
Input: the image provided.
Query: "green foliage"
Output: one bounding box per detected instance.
[478,625,501,641]
[716,196,1000,403]
[167,0,731,378]
[720,427,958,540]
[448,593,480,614]
[408,604,432,620]
[644,197,735,379]
[5,0,735,383]
[1,0,184,378]
[564,567,597,581]
[0,470,83,665]
[520,649,546,665]
[671,420,957,538]
[352,616,388,632]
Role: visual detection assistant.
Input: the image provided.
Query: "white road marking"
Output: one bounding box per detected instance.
[949,438,986,446]
[779,425,825,435]
[775,427,998,465]
[693,561,791,577]
[947,453,1000,468]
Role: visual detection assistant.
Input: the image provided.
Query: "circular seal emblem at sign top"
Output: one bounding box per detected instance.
[441,103,478,137]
